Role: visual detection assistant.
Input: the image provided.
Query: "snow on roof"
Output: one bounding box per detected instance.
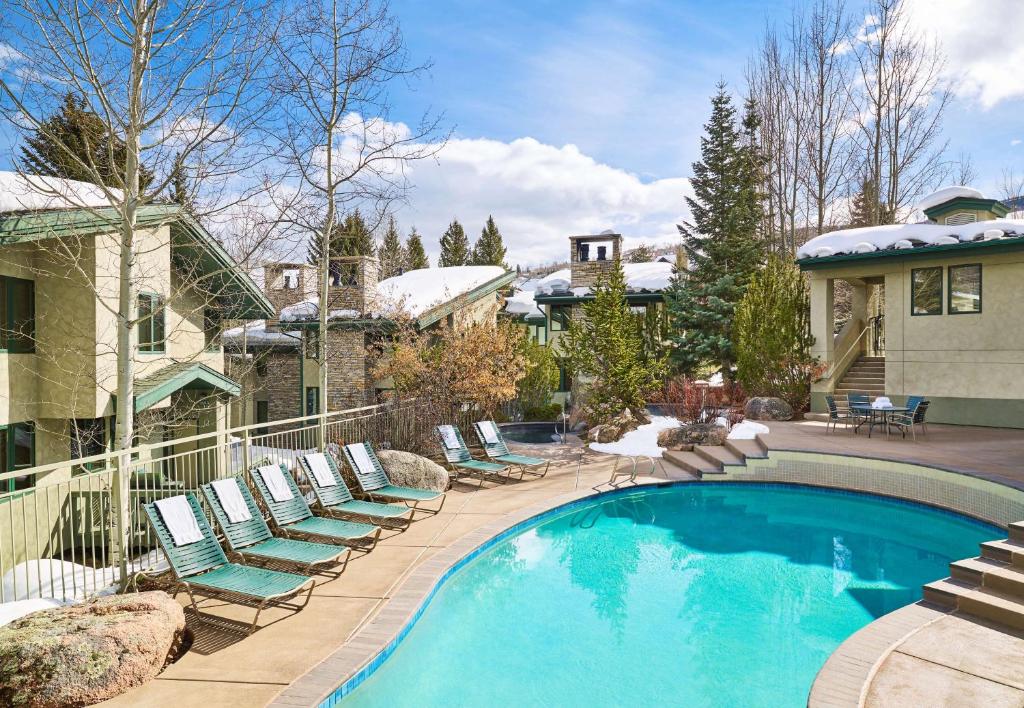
[534,262,674,296]
[917,185,985,212]
[797,219,1024,260]
[0,170,119,214]
[279,265,507,322]
[503,289,544,319]
[222,320,299,346]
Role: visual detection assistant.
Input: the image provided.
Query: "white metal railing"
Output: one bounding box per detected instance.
[0,400,450,604]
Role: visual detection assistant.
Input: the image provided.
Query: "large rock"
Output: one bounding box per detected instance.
[657,423,728,451]
[376,449,450,492]
[586,407,648,444]
[0,591,186,707]
[743,397,794,421]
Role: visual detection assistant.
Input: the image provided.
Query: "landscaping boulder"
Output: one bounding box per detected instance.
[586,407,648,444]
[0,591,186,708]
[743,397,794,421]
[657,423,728,451]
[376,449,450,492]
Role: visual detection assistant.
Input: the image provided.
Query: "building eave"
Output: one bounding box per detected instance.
[534,291,666,305]
[797,235,1024,270]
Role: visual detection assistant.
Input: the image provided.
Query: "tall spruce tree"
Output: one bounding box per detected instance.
[307,210,376,265]
[404,227,429,270]
[19,92,154,190]
[470,215,507,267]
[667,84,765,377]
[628,244,654,263]
[168,152,196,217]
[378,216,404,279]
[438,219,470,266]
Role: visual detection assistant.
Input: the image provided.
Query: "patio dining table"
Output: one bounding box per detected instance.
[850,404,910,439]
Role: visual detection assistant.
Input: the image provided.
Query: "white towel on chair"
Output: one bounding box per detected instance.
[154,495,204,546]
[871,397,892,409]
[258,465,294,502]
[346,443,376,477]
[438,425,461,450]
[305,453,337,488]
[479,421,500,445]
[210,478,252,523]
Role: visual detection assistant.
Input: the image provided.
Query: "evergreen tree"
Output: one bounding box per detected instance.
[306,210,376,265]
[19,93,155,191]
[404,227,429,270]
[628,244,653,263]
[378,215,404,279]
[470,215,507,267]
[438,219,470,266]
[169,152,196,217]
[667,84,765,377]
[849,176,894,227]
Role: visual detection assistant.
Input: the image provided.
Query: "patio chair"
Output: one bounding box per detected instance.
[891,398,929,440]
[142,493,314,634]
[342,441,447,514]
[434,425,513,486]
[824,395,853,434]
[250,464,381,550]
[473,420,550,478]
[298,452,413,529]
[846,392,871,424]
[200,476,351,575]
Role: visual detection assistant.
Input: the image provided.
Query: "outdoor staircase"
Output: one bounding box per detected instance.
[661,437,769,478]
[835,355,885,397]
[923,522,1024,631]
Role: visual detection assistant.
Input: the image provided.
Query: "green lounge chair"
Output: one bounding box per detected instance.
[341,441,446,514]
[298,452,414,529]
[142,493,314,634]
[435,425,513,485]
[200,476,351,575]
[250,464,381,550]
[473,420,550,478]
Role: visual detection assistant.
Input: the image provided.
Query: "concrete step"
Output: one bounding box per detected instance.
[657,455,700,481]
[1009,522,1024,544]
[835,386,887,394]
[846,364,886,371]
[724,438,768,461]
[981,539,1024,568]
[694,445,744,468]
[840,377,886,385]
[859,356,885,362]
[952,557,1024,598]
[923,578,1024,631]
[662,450,722,478]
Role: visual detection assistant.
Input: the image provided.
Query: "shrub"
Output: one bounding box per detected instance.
[516,337,559,414]
[522,403,563,421]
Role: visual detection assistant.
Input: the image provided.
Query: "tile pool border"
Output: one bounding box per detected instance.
[270,453,1010,708]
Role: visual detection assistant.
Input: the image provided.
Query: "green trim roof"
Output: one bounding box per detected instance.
[797,234,1024,270]
[134,361,240,412]
[922,197,1009,221]
[414,270,515,329]
[0,204,274,319]
[534,291,666,305]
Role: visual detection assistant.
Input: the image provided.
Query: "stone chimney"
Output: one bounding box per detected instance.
[263,262,315,324]
[326,255,380,315]
[569,232,622,288]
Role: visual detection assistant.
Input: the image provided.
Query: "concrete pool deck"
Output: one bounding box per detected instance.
[98,422,1024,707]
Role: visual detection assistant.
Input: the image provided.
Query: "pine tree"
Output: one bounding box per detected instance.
[438,219,470,267]
[404,227,429,270]
[169,152,196,217]
[667,84,765,377]
[470,215,507,267]
[378,215,404,279]
[307,210,376,265]
[19,92,154,191]
[849,176,893,227]
[628,244,653,263]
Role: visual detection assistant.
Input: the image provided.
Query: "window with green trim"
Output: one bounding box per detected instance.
[203,308,221,350]
[549,304,572,332]
[557,360,571,392]
[911,267,942,316]
[305,386,320,415]
[2,422,35,493]
[528,321,547,345]
[0,276,35,353]
[138,293,165,352]
[71,418,107,473]
[949,264,981,314]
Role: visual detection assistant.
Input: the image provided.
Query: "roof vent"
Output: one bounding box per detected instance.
[945,212,976,226]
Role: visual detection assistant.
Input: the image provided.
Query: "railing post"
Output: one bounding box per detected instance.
[318,412,327,451]
[241,427,251,474]
[111,450,132,591]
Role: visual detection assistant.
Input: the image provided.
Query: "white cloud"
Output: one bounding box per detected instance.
[902,0,1024,109]
[1012,139,1022,147]
[395,136,690,266]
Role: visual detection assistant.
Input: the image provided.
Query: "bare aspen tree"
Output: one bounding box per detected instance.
[269,0,447,424]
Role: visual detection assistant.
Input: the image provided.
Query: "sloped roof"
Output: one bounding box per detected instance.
[134,362,240,412]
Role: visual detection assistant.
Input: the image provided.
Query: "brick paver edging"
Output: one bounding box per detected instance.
[269,480,673,707]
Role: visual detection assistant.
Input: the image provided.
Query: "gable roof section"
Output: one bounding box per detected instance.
[0,204,274,319]
[413,269,515,329]
[134,361,240,412]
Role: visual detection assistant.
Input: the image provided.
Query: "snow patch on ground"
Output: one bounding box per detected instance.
[727,420,769,440]
[589,416,681,458]
[0,598,70,627]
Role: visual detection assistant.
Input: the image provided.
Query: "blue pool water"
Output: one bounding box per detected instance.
[340,484,997,707]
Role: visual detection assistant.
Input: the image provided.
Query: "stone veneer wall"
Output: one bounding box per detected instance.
[721,450,1024,527]
[569,235,621,288]
[264,350,303,422]
[324,330,373,412]
[327,256,379,313]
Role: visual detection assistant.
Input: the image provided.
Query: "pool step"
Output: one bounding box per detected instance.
[694,445,744,469]
[951,557,1024,597]
[662,450,722,477]
[1009,522,1024,544]
[923,578,1024,631]
[980,539,1024,568]
[724,438,768,461]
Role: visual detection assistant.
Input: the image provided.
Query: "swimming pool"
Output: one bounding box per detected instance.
[338,484,996,707]
[498,421,563,444]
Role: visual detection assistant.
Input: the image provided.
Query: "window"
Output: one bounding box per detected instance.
[71,418,107,472]
[528,322,547,346]
[256,400,269,437]
[305,386,320,415]
[549,304,572,332]
[2,422,35,493]
[557,360,571,392]
[911,267,942,316]
[0,276,35,353]
[138,293,165,353]
[203,309,221,350]
[949,264,981,314]
[329,260,358,287]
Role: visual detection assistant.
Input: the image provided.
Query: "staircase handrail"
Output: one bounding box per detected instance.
[820,321,870,383]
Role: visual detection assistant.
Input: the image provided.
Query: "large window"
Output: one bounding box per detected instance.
[138,293,165,353]
[0,276,35,353]
[2,422,35,493]
[549,304,572,332]
[910,267,942,316]
[528,321,547,346]
[949,264,981,314]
